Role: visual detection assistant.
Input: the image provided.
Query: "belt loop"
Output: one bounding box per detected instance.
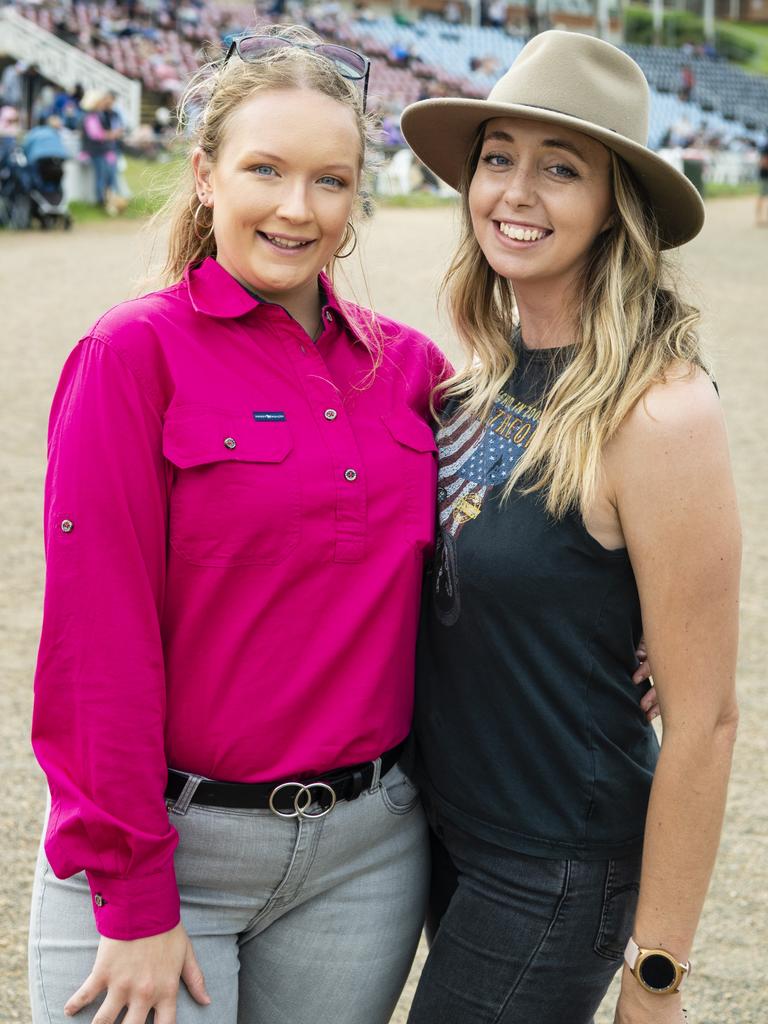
[369,756,382,794]
[169,774,203,816]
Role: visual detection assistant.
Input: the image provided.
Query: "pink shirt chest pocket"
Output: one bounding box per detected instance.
[163,408,300,566]
[381,408,438,553]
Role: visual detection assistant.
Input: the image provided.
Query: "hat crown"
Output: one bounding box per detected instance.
[488,31,649,146]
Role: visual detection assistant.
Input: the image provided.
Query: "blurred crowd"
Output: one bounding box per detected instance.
[1,0,766,217]
[661,110,762,155]
[0,66,178,223]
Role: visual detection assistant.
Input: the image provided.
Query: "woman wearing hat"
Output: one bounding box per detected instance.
[401,31,740,1024]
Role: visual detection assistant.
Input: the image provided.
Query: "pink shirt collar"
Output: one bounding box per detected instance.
[185,257,357,336]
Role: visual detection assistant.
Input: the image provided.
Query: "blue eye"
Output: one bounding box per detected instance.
[550,164,577,179]
[318,175,344,188]
[481,152,511,168]
[252,165,276,176]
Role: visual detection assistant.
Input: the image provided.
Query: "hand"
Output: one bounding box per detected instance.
[64,922,210,1023]
[614,966,687,1024]
[632,638,660,723]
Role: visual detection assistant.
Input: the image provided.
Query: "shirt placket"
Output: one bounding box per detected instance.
[277,308,368,563]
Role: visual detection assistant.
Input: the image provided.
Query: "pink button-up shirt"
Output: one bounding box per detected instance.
[32,257,449,940]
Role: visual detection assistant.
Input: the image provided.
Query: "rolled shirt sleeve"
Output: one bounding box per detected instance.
[32,336,180,940]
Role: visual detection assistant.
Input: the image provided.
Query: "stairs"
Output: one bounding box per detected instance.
[0,9,141,128]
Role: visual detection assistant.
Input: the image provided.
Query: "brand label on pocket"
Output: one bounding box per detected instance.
[252,412,286,422]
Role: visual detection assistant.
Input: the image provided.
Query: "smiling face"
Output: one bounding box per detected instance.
[468,117,614,306]
[193,87,360,316]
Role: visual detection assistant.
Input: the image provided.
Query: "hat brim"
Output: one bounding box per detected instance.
[400,97,704,249]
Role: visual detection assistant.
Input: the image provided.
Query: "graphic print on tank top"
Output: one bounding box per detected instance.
[434,383,543,626]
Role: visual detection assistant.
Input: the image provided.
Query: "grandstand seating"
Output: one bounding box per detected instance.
[337,18,764,142]
[626,44,768,134]
[7,4,766,145]
[14,1,253,95]
[338,16,527,93]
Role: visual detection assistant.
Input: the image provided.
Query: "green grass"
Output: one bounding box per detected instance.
[123,152,185,215]
[704,180,759,198]
[376,192,458,208]
[720,22,768,75]
[67,152,185,224]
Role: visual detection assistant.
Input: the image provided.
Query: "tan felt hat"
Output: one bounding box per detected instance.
[400,30,705,249]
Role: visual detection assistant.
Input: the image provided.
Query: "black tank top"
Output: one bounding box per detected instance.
[415,341,659,859]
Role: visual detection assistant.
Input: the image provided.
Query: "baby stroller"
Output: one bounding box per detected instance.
[22,125,73,230]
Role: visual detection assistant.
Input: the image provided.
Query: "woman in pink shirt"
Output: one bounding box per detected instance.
[29,26,448,1024]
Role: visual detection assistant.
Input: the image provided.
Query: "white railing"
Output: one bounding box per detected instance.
[0,9,141,128]
[659,146,759,186]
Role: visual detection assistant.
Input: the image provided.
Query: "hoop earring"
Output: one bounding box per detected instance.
[334,222,357,259]
[193,202,214,243]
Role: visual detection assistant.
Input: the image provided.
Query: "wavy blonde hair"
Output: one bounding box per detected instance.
[437,129,707,519]
[153,24,381,356]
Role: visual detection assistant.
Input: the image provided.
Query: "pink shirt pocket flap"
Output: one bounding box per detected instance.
[381,409,438,454]
[163,410,293,468]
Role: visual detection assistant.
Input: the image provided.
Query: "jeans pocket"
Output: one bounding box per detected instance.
[593,853,641,961]
[379,761,421,815]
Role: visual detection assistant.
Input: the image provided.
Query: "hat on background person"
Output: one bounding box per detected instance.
[400,30,705,249]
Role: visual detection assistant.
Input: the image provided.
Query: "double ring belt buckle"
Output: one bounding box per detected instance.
[268,781,337,819]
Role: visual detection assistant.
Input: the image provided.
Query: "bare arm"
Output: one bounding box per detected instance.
[604,368,740,1023]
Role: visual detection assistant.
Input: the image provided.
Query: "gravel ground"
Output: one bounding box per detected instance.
[0,199,765,1023]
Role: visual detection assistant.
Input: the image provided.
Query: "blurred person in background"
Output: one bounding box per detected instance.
[79,90,124,212]
[51,83,85,130]
[0,59,24,110]
[756,140,768,227]
[402,30,739,1024]
[678,63,695,103]
[0,103,20,162]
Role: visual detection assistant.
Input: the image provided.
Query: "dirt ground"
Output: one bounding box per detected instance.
[0,199,766,1023]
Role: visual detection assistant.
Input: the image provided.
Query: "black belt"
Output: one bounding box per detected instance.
[166,741,406,818]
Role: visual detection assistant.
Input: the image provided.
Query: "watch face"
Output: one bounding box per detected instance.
[639,953,677,991]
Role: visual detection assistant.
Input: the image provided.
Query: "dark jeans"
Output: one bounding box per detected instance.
[408,817,641,1024]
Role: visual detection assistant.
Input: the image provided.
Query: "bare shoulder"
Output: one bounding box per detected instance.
[604,358,739,573]
[612,362,725,462]
[601,362,736,532]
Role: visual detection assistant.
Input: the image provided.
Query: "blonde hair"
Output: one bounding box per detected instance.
[157,25,375,291]
[437,130,707,519]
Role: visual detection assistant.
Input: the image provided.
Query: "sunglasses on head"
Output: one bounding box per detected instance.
[224,34,370,112]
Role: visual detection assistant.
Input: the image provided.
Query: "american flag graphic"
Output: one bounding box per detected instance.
[437,394,538,539]
[436,406,489,540]
[432,393,540,627]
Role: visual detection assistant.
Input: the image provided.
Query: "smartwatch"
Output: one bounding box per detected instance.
[624,937,690,994]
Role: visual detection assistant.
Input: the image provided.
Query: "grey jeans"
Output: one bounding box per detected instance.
[29,761,429,1024]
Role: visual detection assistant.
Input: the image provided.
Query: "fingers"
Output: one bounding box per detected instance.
[640,686,661,723]
[632,639,650,684]
[65,976,183,1023]
[181,942,211,1006]
[90,996,133,1024]
[639,686,657,712]
[64,973,105,1017]
[122,1002,162,1024]
[632,660,652,684]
